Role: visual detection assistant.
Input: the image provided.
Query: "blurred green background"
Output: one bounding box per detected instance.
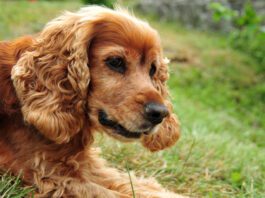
[0,0,264,197]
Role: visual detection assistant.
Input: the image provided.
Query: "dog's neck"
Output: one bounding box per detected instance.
[0,112,92,179]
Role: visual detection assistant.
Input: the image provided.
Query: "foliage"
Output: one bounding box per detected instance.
[209,2,238,22]
[210,2,265,72]
[81,0,115,8]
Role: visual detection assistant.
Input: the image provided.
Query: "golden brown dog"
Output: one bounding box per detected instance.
[0,6,182,197]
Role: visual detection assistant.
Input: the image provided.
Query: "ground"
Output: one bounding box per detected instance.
[0,1,264,198]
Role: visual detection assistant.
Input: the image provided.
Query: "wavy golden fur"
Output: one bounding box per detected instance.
[0,6,183,197]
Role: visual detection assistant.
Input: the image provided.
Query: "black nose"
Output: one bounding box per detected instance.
[144,102,169,124]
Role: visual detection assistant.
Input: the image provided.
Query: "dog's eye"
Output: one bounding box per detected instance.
[149,63,156,77]
[105,56,126,74]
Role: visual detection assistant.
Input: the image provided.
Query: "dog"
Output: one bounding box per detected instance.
[0,6,182,197]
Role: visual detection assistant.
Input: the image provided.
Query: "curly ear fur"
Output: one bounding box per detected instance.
[141,58,180,151]
[11,12,93,143]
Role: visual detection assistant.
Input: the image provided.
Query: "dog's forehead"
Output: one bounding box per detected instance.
[90,11,161,53]
[94,44,160,64]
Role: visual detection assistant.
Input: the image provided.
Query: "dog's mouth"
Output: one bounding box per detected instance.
[98,110,151,139]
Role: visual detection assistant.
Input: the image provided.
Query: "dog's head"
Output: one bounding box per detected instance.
[12,6,180,151]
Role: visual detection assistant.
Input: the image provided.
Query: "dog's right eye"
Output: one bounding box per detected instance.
[105,56,126,74]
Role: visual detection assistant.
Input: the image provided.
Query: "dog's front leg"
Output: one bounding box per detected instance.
[33,177,128,198]
[93,169,186,198]
[86,152,186,198]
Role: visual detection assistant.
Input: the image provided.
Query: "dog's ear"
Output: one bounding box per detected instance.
[141,58,180,151]
[11,14,94,144]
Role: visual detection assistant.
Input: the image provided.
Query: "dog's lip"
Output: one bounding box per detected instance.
[98,110,148,139]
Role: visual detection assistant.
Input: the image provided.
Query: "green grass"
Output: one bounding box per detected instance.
[0,1,264,197]
[0,173,33,198]
[0,0,81,39]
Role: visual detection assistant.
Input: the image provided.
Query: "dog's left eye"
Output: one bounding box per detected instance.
[149,63,156,77]
[105,56,126,74]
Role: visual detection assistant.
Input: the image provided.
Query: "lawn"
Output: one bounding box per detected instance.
[0,1,264,198]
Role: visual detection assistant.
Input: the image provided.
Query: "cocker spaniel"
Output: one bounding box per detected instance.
[0,6,182,198]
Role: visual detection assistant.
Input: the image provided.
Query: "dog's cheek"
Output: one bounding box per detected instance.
[140,114,180,152]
